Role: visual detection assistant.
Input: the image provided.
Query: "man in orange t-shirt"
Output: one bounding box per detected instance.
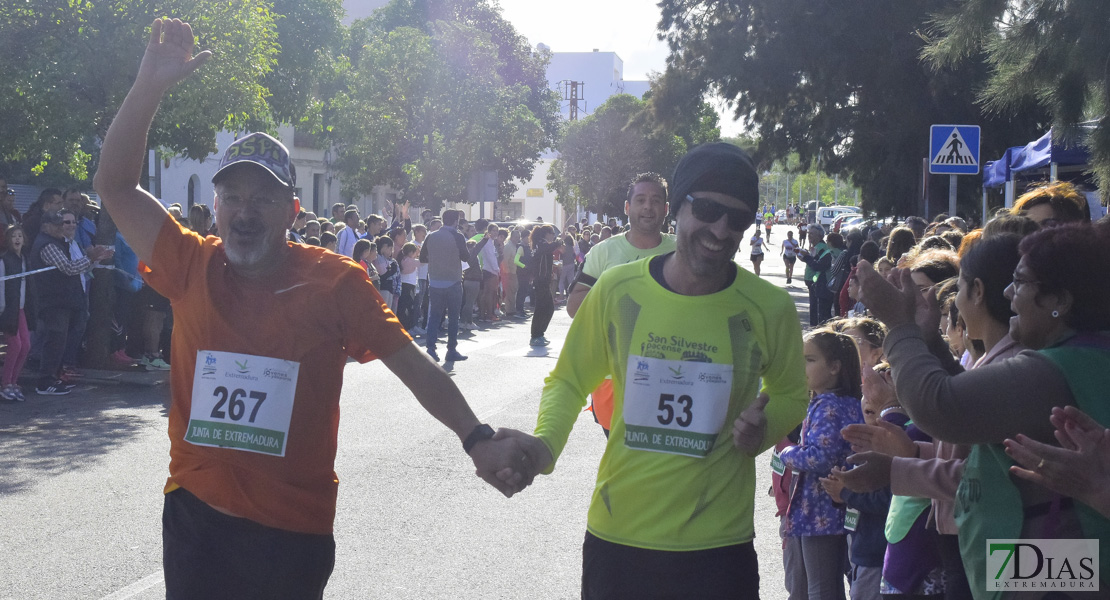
[94,19,530,599]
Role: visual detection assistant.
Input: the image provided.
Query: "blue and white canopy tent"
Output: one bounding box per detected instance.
[981,126,1096,222]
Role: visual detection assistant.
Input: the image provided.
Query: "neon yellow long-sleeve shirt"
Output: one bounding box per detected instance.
[535,256,808,551]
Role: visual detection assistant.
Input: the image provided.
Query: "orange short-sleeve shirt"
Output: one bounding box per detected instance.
[143,215,412,534]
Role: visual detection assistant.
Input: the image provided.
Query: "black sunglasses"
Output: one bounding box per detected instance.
[685,195,751,231]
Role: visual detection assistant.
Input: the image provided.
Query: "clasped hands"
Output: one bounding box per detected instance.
[468,428,552,498]
[829,419,916,493]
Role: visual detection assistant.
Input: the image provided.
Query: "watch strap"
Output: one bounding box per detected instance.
[463,423,495,455]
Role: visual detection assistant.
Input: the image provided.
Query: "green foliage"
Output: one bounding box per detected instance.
[923,0,1110,198]
[0,0,340,183]
[657,0,1051,218]
[548,94,687,216]
[637,69,721,151]
[263,0,345,129]
[325,0,560,209]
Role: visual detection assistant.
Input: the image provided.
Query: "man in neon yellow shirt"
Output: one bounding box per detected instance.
[501,143,808,599]
[566,172,675,436]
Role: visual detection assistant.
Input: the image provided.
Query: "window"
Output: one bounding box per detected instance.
[187,174,199,209]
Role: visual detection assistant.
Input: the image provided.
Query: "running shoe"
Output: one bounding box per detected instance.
[529,336,549,347]
[444,350,468,362]
[0,386,14,401]
[426,348,440,363]
[111,349,138,365]
[11,386,26,402]
[37,380,71,396]
[144,356,171,371]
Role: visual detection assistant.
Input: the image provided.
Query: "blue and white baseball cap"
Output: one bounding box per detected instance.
[212,132,296,189]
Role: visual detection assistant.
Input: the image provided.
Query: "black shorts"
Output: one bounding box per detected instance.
[163,488,335,600]
[582,532,760,600]
[751,253,763,262]
[783,255,797,265]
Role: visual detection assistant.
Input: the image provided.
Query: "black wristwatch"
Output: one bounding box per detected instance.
[463,423,495,455]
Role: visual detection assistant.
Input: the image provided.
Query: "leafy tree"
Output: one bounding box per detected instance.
[656,0,1051,218]
[0,1,282,182]
[548,94,686,217]
[922,0,1110,198]
[0,0,341,184]
[326,0,560,209]
[640,68,722,151]
[262,0,346,133]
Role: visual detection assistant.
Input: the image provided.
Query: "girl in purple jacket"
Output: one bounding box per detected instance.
[780,329,866,599]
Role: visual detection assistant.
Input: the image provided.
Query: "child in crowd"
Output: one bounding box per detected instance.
[778,329,865,600]
[374,235,399,310]
[839,316,887,370]
[846,273,867,317]
[397,242,420,332]
[461,239,482,330]
[842,386,946,599]
[874,257,894,278]
[821,362,901,600]
[0,225,33,401]
[353,239,379,289]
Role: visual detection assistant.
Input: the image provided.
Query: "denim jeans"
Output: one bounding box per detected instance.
[426,282,462,353]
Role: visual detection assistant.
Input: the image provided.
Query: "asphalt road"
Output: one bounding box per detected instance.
[0,223,813,600]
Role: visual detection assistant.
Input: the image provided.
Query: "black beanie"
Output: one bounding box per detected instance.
[668,142,760,219]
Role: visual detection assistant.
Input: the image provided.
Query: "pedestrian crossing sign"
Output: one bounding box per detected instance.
[930,124,981,175]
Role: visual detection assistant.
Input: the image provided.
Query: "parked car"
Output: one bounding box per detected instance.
[816,205,860,227]
[833,214,864,234]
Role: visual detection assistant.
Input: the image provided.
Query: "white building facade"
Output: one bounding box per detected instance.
[460,49,649,227]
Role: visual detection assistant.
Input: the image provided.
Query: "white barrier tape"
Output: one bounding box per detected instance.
[0,264,144,284]
[0,265,57,282]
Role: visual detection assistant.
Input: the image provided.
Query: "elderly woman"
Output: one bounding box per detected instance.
[852,221,1110,598]
[797,224,836,326]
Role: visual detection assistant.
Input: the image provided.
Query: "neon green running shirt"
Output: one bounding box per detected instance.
[535,256,808,551]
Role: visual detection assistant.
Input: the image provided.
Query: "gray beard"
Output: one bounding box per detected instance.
[222,228,289,269]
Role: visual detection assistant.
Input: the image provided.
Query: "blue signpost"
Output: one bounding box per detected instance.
[930,124,981,217]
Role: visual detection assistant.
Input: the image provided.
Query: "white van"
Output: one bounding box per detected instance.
[816,205,860,227]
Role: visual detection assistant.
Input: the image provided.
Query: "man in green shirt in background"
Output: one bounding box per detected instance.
[500,143,808,599]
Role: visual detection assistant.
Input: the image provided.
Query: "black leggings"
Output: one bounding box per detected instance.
[530,280,554,338]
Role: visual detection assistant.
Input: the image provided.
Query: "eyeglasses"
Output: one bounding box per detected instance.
[2,189,13,197]
[685,195,751,231]
[220,194,285,208]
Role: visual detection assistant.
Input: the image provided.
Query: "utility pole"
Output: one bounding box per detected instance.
[562,81,585,121]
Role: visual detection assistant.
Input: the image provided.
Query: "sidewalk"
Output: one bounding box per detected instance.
[0,349,167,406]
